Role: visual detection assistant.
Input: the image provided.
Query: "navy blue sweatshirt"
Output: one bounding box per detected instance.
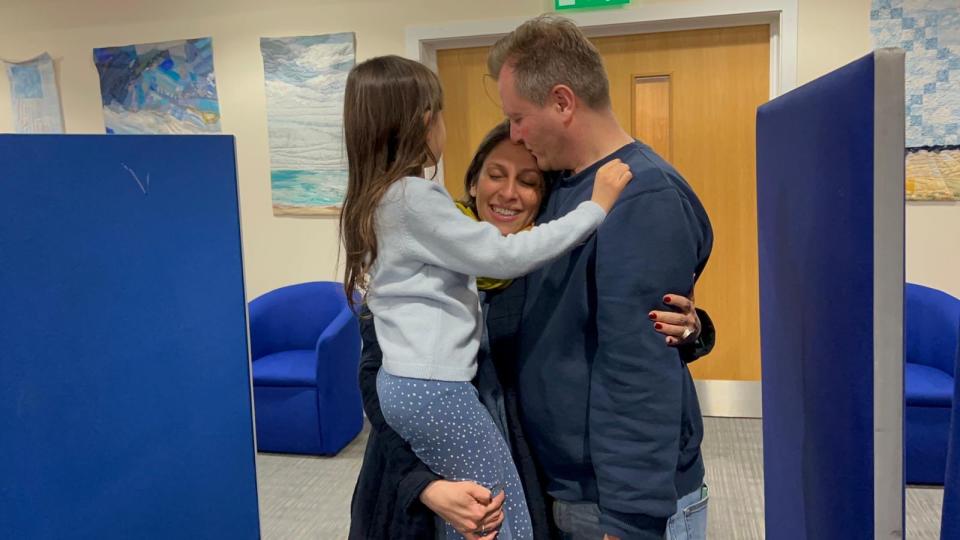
[517,141,713,539]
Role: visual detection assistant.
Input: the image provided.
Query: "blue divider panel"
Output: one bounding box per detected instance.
[944,363,960,540]
[0,135,260,539]
[757,55,877,539]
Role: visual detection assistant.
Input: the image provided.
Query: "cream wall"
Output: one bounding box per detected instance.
[905,203,960,299]
[797,0,873,84]
[1,0,957,298]
[797,0,960,299]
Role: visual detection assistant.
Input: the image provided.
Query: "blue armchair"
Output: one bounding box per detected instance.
[249,282,362,455]
[905,283,960,485]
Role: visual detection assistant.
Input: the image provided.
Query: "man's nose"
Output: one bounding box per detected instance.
[510,123,523,144]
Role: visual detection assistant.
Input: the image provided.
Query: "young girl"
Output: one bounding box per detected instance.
[339,55,632,540]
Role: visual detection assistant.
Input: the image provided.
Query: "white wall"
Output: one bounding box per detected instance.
[797,0,873,84]
[795,0,960,299]
[2,0,956,299]
[906,203,960,299]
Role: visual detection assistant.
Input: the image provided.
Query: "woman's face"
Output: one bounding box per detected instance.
[470,139,544,236]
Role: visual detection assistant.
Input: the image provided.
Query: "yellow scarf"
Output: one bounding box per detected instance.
[454,201,530,291]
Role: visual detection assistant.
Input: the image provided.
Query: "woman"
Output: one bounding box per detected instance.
[348,122,713,540]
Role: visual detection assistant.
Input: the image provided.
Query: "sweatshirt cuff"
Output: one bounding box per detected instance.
[398,469,443,514]
[600,508,669,540]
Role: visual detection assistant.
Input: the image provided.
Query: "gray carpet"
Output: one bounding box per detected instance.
[256,427,367,539]
[255,418,944,539]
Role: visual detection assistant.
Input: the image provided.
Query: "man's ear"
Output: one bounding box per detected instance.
[551,84,576,121]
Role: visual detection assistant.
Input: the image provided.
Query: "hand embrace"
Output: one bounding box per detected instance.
[649,281,701,346]
[420,480,505,539]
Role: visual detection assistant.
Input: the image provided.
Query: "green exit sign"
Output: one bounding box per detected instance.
[555,0,630,10]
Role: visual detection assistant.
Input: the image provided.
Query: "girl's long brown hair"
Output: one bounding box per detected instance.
[339,55,443,312]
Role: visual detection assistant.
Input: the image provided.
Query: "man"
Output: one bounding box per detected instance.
[488,15,713,540]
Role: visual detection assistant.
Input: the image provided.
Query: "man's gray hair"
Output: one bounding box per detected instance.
[488,14,611,110]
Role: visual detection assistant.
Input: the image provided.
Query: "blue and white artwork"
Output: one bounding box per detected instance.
[93,38,221,134]
[3,53,64,133]
[260,33,355,216]
[872,0,960,147]
[872,0,960,199]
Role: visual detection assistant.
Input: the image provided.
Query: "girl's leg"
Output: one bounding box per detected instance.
[378,369,533,540]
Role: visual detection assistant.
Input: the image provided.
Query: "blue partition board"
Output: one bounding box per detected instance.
[0,135,260,539]
[944,361,960,540]
[757,50,904,540]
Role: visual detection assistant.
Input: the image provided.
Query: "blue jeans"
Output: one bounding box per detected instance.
[553,485,708,539]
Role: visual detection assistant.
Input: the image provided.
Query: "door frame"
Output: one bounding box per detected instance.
[404,1,794,417]
[406,1,795,189]
[406,0,796,97]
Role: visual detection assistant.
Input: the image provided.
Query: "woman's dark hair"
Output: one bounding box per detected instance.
[460,121,512,211]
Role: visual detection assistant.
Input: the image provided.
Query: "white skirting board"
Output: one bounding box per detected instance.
[695,379,762,418]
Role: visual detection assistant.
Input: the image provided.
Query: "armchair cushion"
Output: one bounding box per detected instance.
[253,350,317,387]
[906,363,955,408]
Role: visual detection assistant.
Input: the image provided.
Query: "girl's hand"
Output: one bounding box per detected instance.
[591,159,633,213]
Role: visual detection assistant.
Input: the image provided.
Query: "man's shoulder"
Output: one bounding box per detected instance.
[606,144,710,227]
[620,142,683,180]
[619,151,693,204]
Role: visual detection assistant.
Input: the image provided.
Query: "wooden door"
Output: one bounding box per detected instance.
[436,46,505,200]
[632,75,672,161]
[436,25,769,381]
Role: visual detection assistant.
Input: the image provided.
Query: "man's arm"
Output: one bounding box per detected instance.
[591,187,707,539]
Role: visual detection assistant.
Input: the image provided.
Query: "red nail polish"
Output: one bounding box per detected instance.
[655,323,663,330]
[648,313,657,320]
[664,296,672,304]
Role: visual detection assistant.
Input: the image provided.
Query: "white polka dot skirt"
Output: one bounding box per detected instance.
[378,368,534,539]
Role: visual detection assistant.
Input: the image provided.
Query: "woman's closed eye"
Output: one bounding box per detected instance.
[485,168,506,181]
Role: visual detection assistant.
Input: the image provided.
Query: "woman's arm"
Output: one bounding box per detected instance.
[357,306,440,504]
[357,306,504,537]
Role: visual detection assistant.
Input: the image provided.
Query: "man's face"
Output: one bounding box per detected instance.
[497,65,566,172]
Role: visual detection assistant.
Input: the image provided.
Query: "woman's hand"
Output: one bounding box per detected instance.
[420,480,505,539]
[591,159,633,213]
[649,286,701,347]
